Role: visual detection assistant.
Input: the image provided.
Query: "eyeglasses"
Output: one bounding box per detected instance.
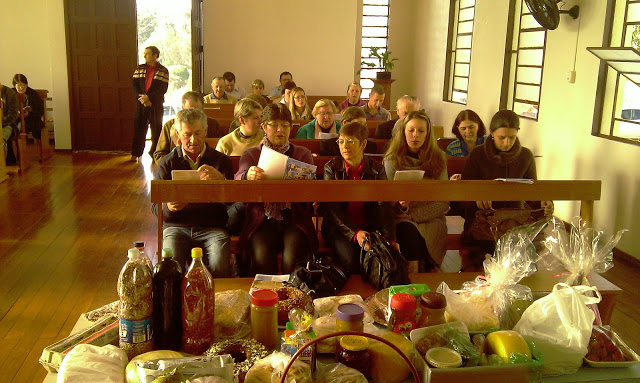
[337,138,359,146]
[317,112,334,117]
[265,122,291,129]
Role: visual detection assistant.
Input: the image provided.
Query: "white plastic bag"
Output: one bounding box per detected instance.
[57,344,128,383]
[513,283,601,376]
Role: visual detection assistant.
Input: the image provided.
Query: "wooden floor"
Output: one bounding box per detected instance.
[0,143,639,382]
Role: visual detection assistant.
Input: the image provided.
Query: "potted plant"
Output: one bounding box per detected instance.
[360,47,398,80]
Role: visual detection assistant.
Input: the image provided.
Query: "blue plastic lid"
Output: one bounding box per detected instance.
[336,303,365,322]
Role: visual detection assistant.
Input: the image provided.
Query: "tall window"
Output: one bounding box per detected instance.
[443,0,476,105]
[591,0,640,145]
[501,0,548,120]
[359,0,390,99]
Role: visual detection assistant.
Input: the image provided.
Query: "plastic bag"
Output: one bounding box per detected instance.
[214,290,251,341]
[543,217,626,286]
[439,227,541,330]
[57,344,128,383]
[513,283,601,375]
[316,364,367,383]
[244,352,312,383]
[313,295,373,324]
[136,355,235,383]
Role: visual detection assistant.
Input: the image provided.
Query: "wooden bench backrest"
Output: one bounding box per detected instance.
[437,137,456,152]
[307,95,344,108]
[151,178,601,252]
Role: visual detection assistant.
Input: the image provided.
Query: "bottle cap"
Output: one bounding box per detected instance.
[133,241,145,248]
[420,292,447,309]
[127,248,141,260]
[336,303,365,322]
[251,289,278,307]
[340,335,369,351]
[191,248,203,258]
[161,248,173,259]
[390,293,417,311]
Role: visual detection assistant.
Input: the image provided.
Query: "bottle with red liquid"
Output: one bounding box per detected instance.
[153,248,183,350]
[182,247,215,354]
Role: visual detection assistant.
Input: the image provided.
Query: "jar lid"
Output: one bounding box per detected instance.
[425,347,462,368]
[251,289,278,307]
[390,293,417,311]
[420,292,447,309]
[340,335,369,351]
[336,303,365,322]
[191,247,203,258]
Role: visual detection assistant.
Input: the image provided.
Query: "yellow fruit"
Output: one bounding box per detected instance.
[486,331,531,361]
[125,350,184,383]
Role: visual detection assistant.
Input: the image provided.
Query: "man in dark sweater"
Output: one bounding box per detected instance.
[152,108,234,276]
[131,46,169,161]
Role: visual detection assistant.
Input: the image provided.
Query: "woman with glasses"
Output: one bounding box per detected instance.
[288,87,313,120]
[384,110,448,270]
[295,99,342,139]
[235,103,317,275]
[321,121,397,273]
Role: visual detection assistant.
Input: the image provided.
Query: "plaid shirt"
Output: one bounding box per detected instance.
[446,136,486,157]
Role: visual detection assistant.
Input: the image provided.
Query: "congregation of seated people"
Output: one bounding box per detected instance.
[151,70,555,277]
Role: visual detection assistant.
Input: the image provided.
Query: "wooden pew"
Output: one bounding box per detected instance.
[151,179,601,256]
[224,155,382,176]
[35,89,52,162]
[437,137,456,152]
[307,95,344,108]
[0,107,7,183]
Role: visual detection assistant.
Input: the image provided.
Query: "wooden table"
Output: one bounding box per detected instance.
[43,272,622,382]
[215,272,621,325]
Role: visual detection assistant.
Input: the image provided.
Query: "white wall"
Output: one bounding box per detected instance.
[0,0,71,149]
[413,0,640,258]
[202,0,359,96]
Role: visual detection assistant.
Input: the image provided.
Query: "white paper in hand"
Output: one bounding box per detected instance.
[257,146,287,179]
[394,170,425,180]
[171,170,199,180]
[318,132,338,140]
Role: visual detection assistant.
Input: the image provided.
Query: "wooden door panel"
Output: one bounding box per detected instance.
[66,0,137,151]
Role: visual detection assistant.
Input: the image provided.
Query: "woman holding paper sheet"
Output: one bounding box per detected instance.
[321,121,397,274]
[234,103,317,276]
[384,110,448,269]
[460,110,554,270]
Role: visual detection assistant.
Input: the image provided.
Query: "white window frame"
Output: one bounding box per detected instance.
[592,0,640,145]
[443,0,476,105]
[359,0,390,99]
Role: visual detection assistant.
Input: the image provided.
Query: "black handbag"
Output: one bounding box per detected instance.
[287,255,350,299]
[360,231,410,290]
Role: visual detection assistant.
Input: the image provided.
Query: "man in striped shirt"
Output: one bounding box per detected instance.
[131,46,169,162]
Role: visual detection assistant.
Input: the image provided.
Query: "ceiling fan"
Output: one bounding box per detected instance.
[523,0,580,30]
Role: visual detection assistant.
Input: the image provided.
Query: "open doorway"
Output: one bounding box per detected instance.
[137,0,192,126]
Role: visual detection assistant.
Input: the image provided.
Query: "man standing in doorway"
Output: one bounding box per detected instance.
[131,46,169,162]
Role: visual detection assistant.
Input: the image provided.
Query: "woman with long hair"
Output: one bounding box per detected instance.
[288,87,313,120]
[384,110,449,269]
[446,109,486,157]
